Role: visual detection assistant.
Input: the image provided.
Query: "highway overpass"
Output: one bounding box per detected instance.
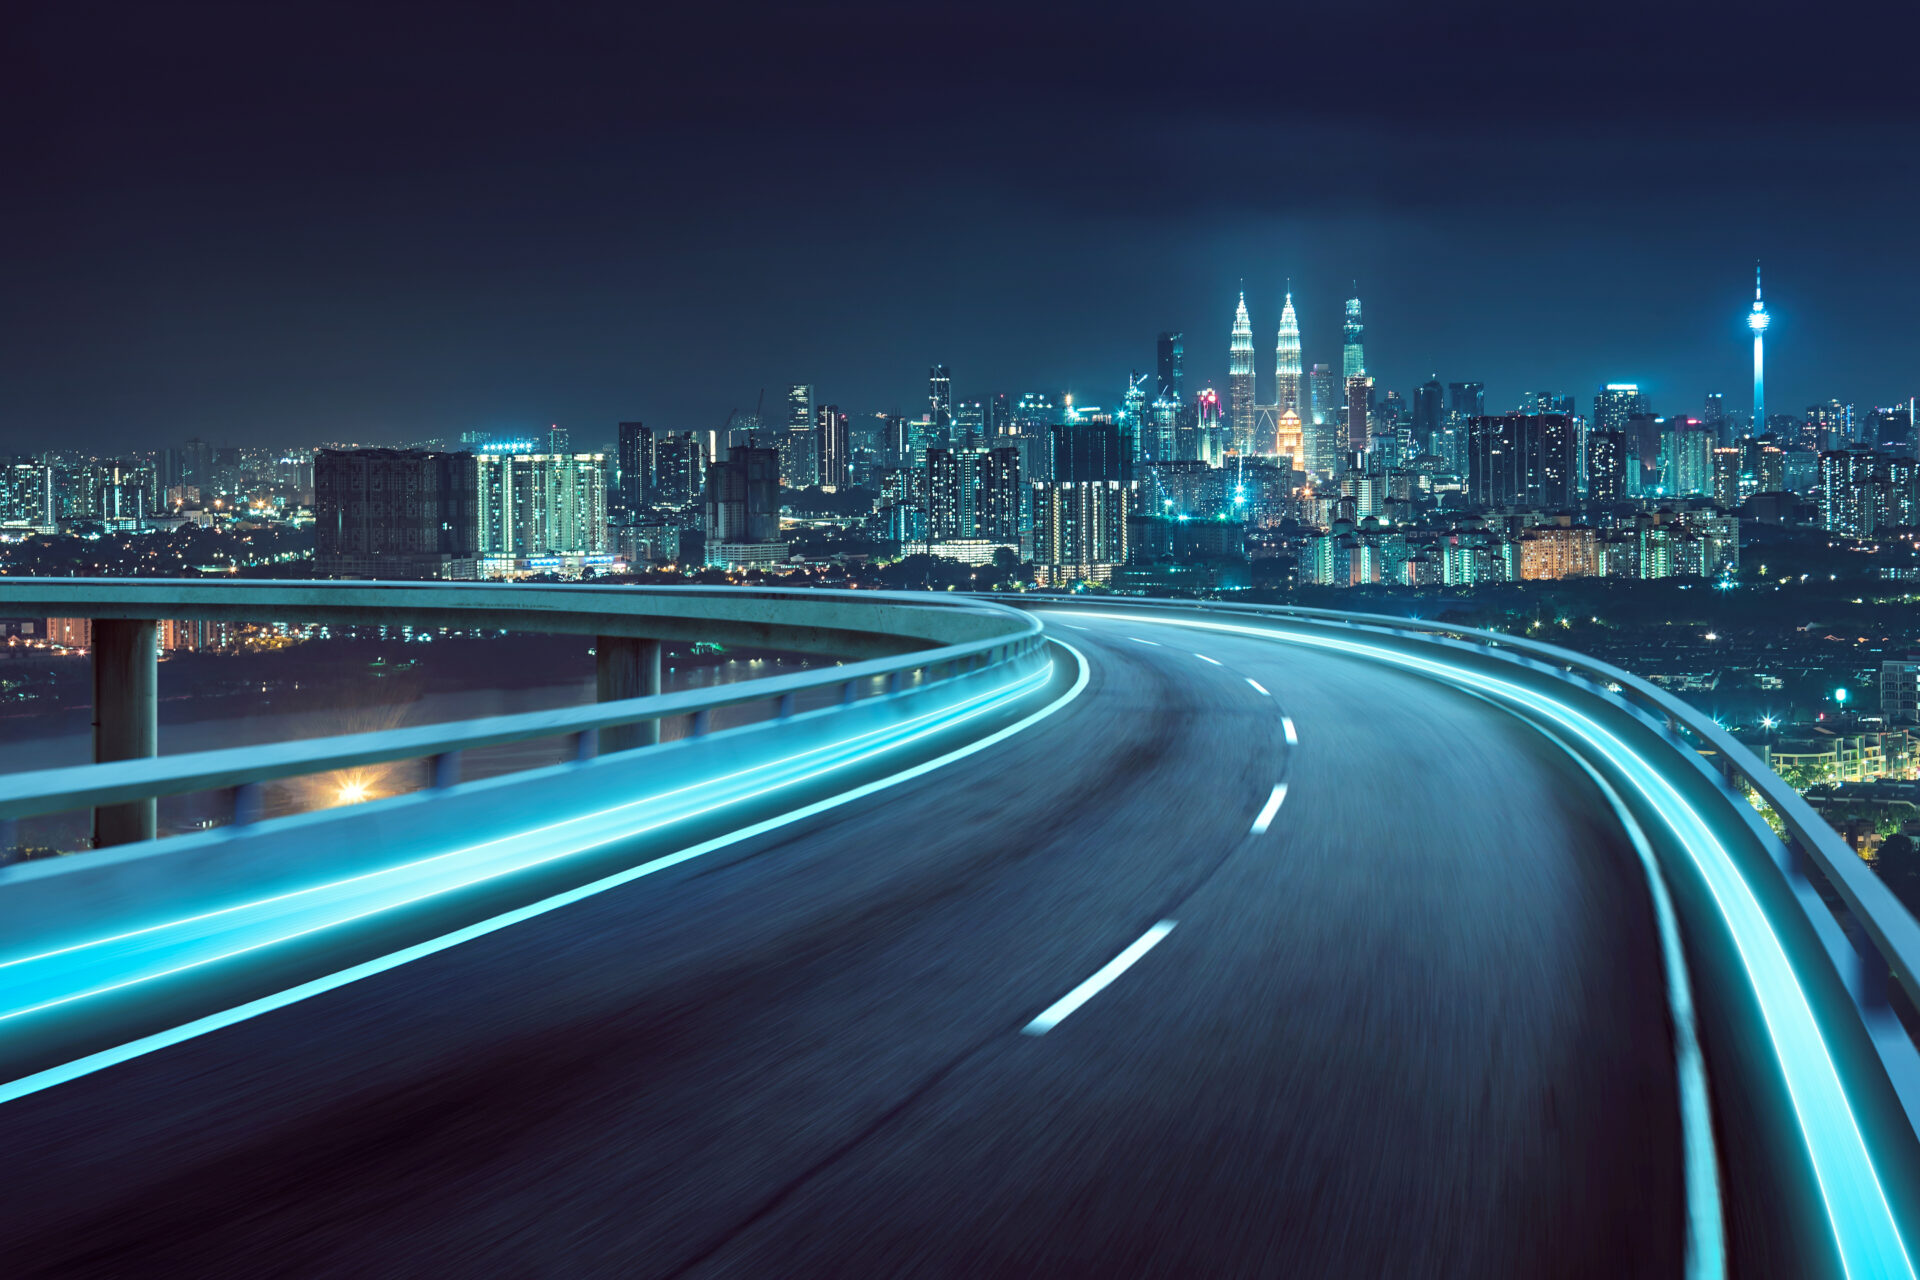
[0,582,1916,1277]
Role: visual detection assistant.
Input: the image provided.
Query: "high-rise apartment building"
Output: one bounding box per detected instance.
[475,447,611,573]
[1820,447,1918,538]
[1466,414,1578,509]
[315,448,479,579]
[1587,430,1628,502]
[1659,419,1715,496]
[1228,294,1256,453]
[924,446,1021,543]
[0,459,55,530]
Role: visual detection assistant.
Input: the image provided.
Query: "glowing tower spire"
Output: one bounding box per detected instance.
[1275,284,1302,416]
[1229,290,1256,454]
[1748,262,1770,436]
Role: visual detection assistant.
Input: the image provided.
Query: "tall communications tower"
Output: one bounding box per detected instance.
[1748,263,1769,435]
[1229,292,1256,453]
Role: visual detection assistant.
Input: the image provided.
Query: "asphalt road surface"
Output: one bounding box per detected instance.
[0,610,1686,1277]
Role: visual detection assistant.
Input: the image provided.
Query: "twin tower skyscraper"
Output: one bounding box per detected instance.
[1229,287,1342,466]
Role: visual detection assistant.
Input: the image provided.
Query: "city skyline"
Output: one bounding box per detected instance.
[8,4,1920,452]
[2,267,1903,456]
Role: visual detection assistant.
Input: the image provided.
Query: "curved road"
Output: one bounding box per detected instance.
[0,609,1684,1277]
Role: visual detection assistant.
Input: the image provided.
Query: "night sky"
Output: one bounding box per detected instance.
[6,0,1917,453]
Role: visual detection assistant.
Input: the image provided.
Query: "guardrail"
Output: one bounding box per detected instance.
[0,584,1046,854]
[1015,592,1920,1122]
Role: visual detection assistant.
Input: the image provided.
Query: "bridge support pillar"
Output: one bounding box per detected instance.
[93,617,158,847]
[596,636,661,754]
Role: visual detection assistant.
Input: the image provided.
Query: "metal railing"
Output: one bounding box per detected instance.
[1015,592,1920,1127]
[0,585,1047,851]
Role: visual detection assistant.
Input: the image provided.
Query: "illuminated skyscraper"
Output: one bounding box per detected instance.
[816,404,849,489]
[1593,384,1650,435]
[1274,288,1302,417]
[929,365,953,430]
[1342,290,1365,381]
[1748,263,1770,434]
[1229,293,1256,452]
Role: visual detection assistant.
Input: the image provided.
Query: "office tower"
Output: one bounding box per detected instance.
[989,393,1013,437]
[546,424,570,455]
[616,421,653,516]
[1587,430,1628,501]
[1308,365,1339,423]
[786,384,813,437]
[1194,387,1226,466]
[929,365,952,429]
[703,445,785,565]
[1274,409,1303,470]
[180,438,215,488]
[1157,332,1185,402]
[816,405,850,490]
[1593,384,1651,435]
[1448,381,1485,420]
[1122,375,1149,449]
[1704,393,1728,442]
[314,448,479,579]
[780,384,816,487]
[652,433,706,507]
[1465,414,1578,509]
[1148,396,1181,463]
[1342,292,1365,381]
[1229,293,1256,452]
[1517,392,1575,416]
[1749,264,1770,434]
[1014,392,1059,434]
[1413,377,1444,457]
[953,400,986,438]
[475,446,611,571]
[1274,290,1302,417]
[1345,375,1373,453]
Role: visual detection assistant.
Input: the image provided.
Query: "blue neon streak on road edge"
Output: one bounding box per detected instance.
[1062,608,1912,1280]
[0,666,1043,975]
[0,642,1090,1106]
[1451,684,1724,1280]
